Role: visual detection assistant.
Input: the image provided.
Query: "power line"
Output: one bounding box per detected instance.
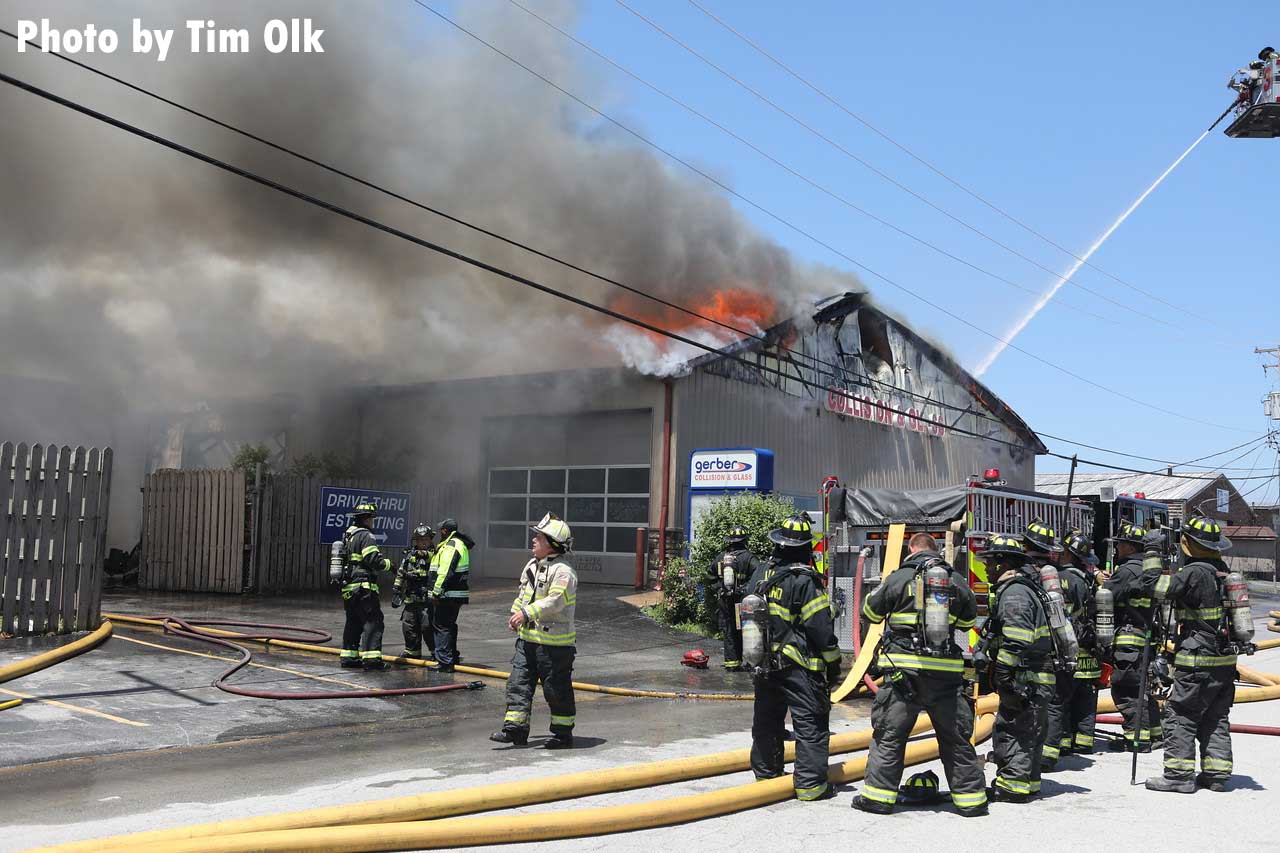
[410,2,1251,433]
[684,0,1231,333]
[1036,431,1276,471]
[612,0,1215,337]
[503,0,1119,328]
[2,65,1254,481]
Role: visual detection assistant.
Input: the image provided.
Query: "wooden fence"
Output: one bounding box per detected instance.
[139,469,247,593]
[0,442,113,636]
[256,476,461,593]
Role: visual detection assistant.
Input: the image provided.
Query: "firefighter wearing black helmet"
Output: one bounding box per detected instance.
[978,534,1055,802]
[1147,515,1248,793]
[707,526,765,672]
[340,501,395,670]
[1102,520,1163,752]
[749,515,842,802]
[392,524,437,660]
[853,532,986,817]
[1056,529,1103,755]
[429,518,474,672]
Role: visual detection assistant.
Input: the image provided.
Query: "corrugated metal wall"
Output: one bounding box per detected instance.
[672,370,1034,501]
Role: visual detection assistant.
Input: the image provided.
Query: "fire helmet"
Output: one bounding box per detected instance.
[438,518,459,535]
[899,769,942,803]
[1107,520,1147,546]
[1180,514,1232,552]
[1023,519,1062,554]
[352,501,377,519]
[978,534,1027,564]
[412,523,434,540]
[531,512,573,550]
[725,526,750,546]
[680,649,710,669]
[1063,529,1093,561]
[768,515,814,548]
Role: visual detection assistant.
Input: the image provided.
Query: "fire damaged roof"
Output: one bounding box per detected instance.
[682,291,1047,454]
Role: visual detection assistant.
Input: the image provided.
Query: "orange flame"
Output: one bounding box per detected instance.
[609,287,777,348]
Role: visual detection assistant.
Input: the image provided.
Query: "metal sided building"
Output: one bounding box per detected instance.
[344,292,1046,586]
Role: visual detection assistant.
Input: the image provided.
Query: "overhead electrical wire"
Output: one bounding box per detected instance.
[502,0,1118,328]
[409,2,1251,434]
[683,0,1231,332]
[611,0,1216,337]
[0,61,1260,476]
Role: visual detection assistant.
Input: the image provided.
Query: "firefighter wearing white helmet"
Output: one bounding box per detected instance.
[491,513,579,749]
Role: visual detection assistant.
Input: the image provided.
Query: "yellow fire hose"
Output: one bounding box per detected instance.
[104,716,1000,853]
[831,523,906,702]
[103,613,758,701]
[0,698,22,712]
[0,620,112,685]
[1268,609,1280,634]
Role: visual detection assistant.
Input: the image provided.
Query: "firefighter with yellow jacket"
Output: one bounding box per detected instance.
[491,513,578,749]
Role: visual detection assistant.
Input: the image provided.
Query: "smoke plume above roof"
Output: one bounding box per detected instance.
[0,0,862,408]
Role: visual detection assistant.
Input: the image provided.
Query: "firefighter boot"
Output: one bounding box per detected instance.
[1195,773,1227,792]
[489,729,529,746]
[957,803,989,818]
[851,795,893,815]
[1144,776,1195,794]
[543,733,574,750]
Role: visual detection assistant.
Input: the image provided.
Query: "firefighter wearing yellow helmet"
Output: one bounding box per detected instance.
[491,513,579,749]
[339,501,395,670]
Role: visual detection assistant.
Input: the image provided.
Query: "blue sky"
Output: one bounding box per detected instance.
[508,0,1279,499]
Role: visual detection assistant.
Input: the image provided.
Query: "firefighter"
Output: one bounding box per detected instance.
[1056,529,1103,755]
[491,513,578,749]
[1021,519,1069,773]
[979,534,1055,802]
[854,533,986,817]
[707,526,765,672]
[749,515,842,803]
[392,524,436,660]
[1147,515,1244,793]
[339,502,394,671]
[1102,521,1163,752]
[429,518,473,672]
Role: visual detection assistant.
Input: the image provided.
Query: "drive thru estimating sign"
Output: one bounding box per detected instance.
[319,487,412,547]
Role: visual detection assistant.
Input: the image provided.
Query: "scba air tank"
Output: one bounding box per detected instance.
[1094,586,1115,649]
[923,564,952,651]
[1224,571,1254,644]
[1039,566,1079,660]
[328,540,346,584]
[740,593,769,669]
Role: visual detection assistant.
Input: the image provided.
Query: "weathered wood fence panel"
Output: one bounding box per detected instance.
[139,469,245,593]
[256,477,462,593]
[0,442,113,636]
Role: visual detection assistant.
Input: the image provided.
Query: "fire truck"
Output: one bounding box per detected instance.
[820,471,1093,652]
[1225,46,1280,138]
[1071,489,1173,573]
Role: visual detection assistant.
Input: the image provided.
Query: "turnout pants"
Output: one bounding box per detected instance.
[432,599,464,666]
[1160,664,1234,783]
[341,592,384,662]
[993,686,1048,797]
[1067,677,1099,753]
[502,638,576,736]
[751,666,831,801]
[1042,672,1075,766]
[718,596,743,668]
[862,672,988,812]
[400,603,433,656]
[1112,649,1162,747]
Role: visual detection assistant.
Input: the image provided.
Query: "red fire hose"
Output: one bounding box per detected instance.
[1095,714,1280,737]
[851,551,878,694]
[154,616,483,699]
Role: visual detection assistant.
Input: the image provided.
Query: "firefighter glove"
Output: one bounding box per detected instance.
[391,594,402,609]
[826,660,843,689]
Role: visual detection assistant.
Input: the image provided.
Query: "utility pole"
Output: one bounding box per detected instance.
[1255,345,1280,587]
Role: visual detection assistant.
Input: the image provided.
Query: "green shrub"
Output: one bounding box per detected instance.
[652,491,796,634]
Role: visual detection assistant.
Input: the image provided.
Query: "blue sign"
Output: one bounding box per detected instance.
[318,487,412,547]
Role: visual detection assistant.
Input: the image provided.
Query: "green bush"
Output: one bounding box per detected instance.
[231,444,272,477]
[652,491,796,634]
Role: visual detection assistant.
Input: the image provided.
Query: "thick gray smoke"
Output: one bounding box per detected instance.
[0,0,861,406]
